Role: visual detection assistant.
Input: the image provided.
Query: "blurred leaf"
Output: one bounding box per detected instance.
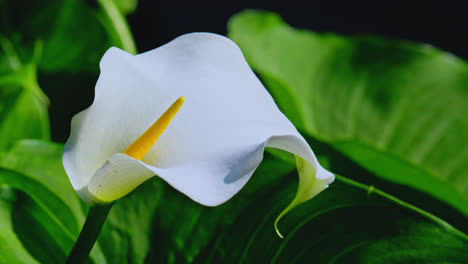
[0,191,39,264]
[0,0,136,73]
[228,10,468,220]
[0,38,49,150]
[1,0,104,73]
[0,140,106,263]
[96,0,137,55]
[112,0,138,15]
[0,140,159,263]
[0,168,83,263]
[0,140,84,225]
[146,152,468,263]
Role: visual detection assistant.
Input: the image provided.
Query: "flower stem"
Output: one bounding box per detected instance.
[66,203,113,264]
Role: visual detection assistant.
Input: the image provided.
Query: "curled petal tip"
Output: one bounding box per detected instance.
[274,211,288,239]
[274,220,285,239]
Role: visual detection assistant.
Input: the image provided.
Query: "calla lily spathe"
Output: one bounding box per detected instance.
[63,33,334,229]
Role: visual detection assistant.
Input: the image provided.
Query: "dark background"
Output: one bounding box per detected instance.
[129,0,468,59]
[45,0,468,142]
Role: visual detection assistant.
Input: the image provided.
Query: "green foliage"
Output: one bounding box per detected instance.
[0,0,137,151]
[0,1,141,262]
[97,176,163,263]
[0,38,49,151]
[1,1,104,73]
[0,141,106,263]
[147,169,468,263]
[95,0,137,55]
[2,140,468,263]
[0,0,135,73]
[113,0,138,15]
[0,191,39,264]
[0,140,164,263]
[228,10,468,221]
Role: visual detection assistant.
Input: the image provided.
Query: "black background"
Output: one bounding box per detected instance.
[129,0,468,59]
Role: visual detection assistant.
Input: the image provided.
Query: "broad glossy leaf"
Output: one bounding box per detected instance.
[146,152,468,263]
[228,11,468,220]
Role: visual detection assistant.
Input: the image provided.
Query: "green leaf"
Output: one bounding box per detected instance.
[0,140,84,223]
[146,152,468,263]
[0,191,39,264]
[97,179,164,263]
[0,168,84,263]
[146,152,296,263]
[0,140,106,263]
[96,0,137,55]
[0,38,50,150]
[112,0,138,15]
[228,10,468,220]
[11,193,79,264]
[0,140,158,263]
[0,0,136,73]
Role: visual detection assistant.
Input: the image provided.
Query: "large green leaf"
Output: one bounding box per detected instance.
[146,151,468,263]
[228,10,468,220]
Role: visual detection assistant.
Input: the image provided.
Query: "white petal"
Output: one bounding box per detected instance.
[63,33,334,209]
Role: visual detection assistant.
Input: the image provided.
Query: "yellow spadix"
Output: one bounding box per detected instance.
[124,96,185,160]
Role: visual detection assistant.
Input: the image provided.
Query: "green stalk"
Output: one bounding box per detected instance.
[336,175,468,240]
[66,203,114,264]
[96,0,137,54]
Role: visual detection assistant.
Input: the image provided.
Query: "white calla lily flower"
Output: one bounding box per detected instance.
[63,33,334,236]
